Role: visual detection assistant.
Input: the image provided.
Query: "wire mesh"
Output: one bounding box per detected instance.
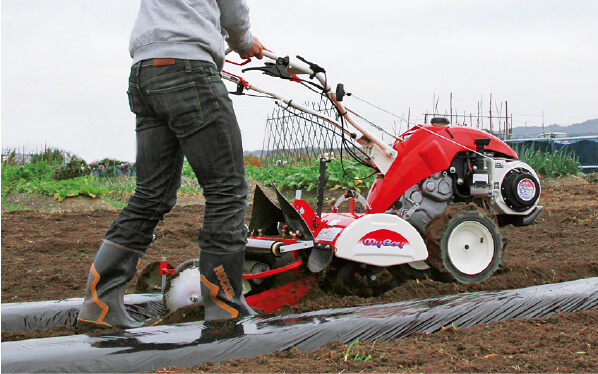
[260,98,362,166]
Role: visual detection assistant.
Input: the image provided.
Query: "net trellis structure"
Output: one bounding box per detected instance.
[260,99,363,166]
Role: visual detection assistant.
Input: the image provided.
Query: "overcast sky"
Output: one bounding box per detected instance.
[2,0,597,163]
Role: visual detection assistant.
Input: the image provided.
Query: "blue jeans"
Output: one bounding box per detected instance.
[104,59,248,255]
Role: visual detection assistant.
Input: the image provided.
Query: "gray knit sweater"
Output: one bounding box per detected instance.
[129,0,253,70]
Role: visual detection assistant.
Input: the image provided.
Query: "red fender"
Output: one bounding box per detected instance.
[367,125,518,213]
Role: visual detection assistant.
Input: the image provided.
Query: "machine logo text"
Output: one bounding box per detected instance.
[360,229,409,249]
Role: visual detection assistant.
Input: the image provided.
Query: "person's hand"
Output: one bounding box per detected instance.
[239,36,264,60]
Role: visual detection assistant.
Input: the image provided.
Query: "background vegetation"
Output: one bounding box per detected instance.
[1,145,590,211]
[513,145,581,178]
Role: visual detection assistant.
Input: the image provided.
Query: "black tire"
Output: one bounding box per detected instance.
[426,205,503,284]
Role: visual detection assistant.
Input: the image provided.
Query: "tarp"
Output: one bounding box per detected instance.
[2,277,597,373]
[1,294,165,332]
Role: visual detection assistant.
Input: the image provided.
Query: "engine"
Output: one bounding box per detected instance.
[391,152,542,232]
[390,171,454,234]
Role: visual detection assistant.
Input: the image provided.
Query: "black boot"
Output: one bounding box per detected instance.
[77,241,144,331]
[199,249,256,322]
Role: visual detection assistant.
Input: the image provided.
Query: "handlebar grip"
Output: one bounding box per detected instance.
[226,48,277,66]
[262,50,278,60]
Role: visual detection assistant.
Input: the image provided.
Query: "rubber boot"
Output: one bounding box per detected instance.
[199,249,256,322]
[77,241,144,331]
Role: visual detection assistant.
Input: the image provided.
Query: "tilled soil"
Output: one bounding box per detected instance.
[1,176,597,372]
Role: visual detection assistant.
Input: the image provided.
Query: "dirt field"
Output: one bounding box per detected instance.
[1,176,597,372]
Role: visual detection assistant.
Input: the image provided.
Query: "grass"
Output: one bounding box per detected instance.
[1,202,31,211]
[344,339,373,362]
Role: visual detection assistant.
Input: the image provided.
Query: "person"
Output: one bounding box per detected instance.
[77,0,264,331]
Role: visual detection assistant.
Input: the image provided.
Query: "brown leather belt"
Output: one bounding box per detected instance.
[152,58,176,67]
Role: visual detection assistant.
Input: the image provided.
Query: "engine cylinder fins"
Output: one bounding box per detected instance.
[424,203,503,284]
[501,168,541,212]
[393,172,454,235]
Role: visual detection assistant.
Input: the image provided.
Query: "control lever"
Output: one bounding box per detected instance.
[296,55,326,79]
[242,56,292,79]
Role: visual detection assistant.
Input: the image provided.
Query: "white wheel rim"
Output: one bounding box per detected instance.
[447,221,494,275]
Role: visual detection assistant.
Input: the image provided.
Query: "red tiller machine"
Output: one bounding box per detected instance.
[146,50,542,314]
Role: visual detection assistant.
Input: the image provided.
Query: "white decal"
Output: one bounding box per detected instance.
[316,227,343,242]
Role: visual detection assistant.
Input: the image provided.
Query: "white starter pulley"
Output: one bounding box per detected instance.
[164,267,203,312]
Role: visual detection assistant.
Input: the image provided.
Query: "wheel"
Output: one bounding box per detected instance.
[425,204,503,283]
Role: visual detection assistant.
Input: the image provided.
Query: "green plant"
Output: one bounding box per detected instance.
[1,161,54,195]
[344,339,372,362]
[245,159,375,192]
[30,147,66,166]
[2,174,109,201]
[182,158,195,179]
[2,149,19,166]
[51,178,110,201]
[53,156,88,180]
[515,145,580,177]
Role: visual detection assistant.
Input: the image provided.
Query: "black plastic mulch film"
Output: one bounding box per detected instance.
[1,294,165,333]
[2,277,597,373]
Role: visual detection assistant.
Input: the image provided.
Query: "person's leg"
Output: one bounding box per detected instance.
[166,60,253,321]
[103,116,184,251]
[78,61,184,330]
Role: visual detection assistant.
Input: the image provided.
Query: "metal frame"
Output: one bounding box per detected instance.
[223,51,397,174]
